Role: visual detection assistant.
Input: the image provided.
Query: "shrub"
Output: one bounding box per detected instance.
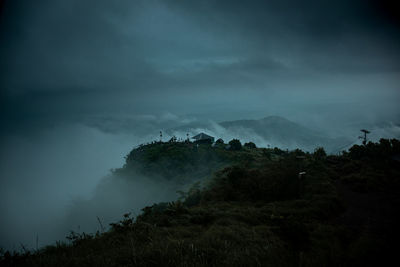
[244,142,256,149]
[228,139,242,151]
[215,138,224,144]
[314,147,327,159]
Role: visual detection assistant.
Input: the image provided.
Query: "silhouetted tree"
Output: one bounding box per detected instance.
[244,142,256,149]
[216,138,224,144]
[228,139,242,150]
[313,147,326,159]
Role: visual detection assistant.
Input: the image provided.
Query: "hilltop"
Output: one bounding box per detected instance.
[167,116,350,152]
[1,139,400,266]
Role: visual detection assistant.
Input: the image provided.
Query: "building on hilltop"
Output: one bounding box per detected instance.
[192,133,215,144]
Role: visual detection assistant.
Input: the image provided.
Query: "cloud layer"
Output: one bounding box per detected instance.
[1,0,399,129]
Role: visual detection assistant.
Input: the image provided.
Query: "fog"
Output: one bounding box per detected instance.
[1,0,400,251]
[0,124,129,249]
[1,112,400,250]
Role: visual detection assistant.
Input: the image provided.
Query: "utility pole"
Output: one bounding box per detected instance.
[160,131,163,143]
[359,129,370,145]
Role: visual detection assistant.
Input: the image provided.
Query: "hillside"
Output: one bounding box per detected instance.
[1,139,400,266]
[113,140,251,190]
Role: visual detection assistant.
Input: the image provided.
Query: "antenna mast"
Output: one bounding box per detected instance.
[359,129,370,145]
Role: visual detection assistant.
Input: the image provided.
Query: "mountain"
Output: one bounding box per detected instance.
[220,116,331,148]
[168,116,350,153]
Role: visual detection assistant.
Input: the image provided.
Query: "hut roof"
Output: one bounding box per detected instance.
[192,133,214,140]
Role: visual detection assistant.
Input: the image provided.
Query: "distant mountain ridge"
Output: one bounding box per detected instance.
[219,116,348,152]
[168,116,350,152]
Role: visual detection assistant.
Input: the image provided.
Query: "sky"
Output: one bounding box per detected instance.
[0,0,399,250]
[1,0,399,131]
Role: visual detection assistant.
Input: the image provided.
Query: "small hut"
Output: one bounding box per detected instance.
[192,133,215,144]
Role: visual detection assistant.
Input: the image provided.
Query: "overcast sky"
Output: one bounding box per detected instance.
[1,0,399,133]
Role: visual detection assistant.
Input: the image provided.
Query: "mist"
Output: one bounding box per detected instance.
[61,169,180,240]
[0,115,215,250]
[0,123,144,250]
[1,111,400,251]
[1,0,400,252]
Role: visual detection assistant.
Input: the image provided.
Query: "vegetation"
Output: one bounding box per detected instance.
[228,139,242,151]
[244,142,257,149]
[1,138,400,266]
[215,138,224,145]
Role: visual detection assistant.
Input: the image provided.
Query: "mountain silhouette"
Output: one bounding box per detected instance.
[168,116,349,152]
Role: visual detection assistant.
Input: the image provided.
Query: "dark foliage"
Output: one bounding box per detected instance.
[215,138,224,144]
[2,139,400,266]
[313,147,327,160]
[244,142,257,149]
[228,139,242,151]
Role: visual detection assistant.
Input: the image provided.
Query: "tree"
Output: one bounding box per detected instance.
[228,139,242,150]
[216,138,224,144]
[169,136,177,142]
[313,147,327,159]
[244,142,256,149]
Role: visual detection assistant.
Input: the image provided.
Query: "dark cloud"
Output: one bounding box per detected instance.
[0,0,398,147]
